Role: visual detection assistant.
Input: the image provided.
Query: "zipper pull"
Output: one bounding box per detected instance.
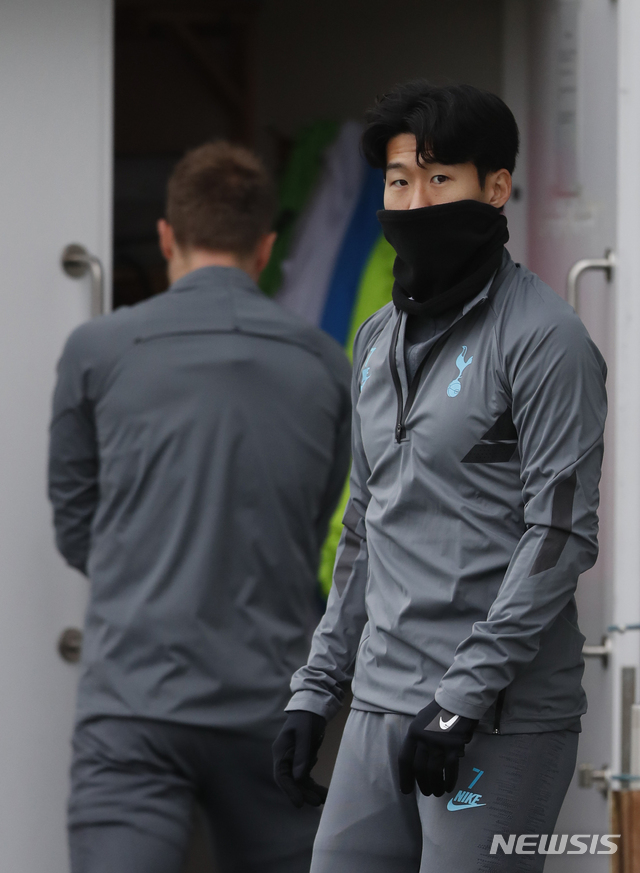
[395,422,404,442]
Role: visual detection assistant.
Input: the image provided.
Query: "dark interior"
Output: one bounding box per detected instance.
[113,0,502,309]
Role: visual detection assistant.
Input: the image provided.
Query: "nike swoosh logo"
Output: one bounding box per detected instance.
[439,715,460,730]
[447,799,487,812]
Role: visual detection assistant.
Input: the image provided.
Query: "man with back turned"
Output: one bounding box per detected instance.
[49,141,351,873]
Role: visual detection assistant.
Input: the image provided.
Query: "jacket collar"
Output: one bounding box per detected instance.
[462,249,514,316]
[168,265,260,296]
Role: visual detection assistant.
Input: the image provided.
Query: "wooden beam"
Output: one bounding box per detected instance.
[611,790,640,872]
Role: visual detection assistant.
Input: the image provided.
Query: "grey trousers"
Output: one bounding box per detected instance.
[311,709,579,873]
[68,716,321,873]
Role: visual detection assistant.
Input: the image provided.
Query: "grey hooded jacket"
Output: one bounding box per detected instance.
[287,252,607,734]
[49,266,351,734]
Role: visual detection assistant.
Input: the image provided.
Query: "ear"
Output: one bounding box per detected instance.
[157,219,175,262]
[254,231,277,276]
[485,169,512,209]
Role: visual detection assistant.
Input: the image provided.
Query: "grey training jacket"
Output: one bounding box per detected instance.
[287,251,607,734]
[49,266,351,735]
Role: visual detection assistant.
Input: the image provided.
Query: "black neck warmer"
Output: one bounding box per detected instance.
[377,200,509,316]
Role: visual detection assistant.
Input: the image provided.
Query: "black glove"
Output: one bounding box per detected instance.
[273,710,328,808]
[398,700,478,797]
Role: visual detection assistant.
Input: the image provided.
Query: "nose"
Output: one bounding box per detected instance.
[409,187,436,209]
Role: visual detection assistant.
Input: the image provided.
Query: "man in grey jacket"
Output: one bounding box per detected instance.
[49,141,351,873]
[273,83,607,871]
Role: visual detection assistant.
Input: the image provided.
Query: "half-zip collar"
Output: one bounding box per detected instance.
[389,266,501,443]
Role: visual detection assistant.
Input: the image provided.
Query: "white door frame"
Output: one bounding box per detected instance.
[612,0,640,779]
[0,2,112,871]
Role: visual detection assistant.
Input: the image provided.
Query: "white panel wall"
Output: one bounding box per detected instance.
[0,2,112,871]
[612,0,640,781]
[526,0,617,869]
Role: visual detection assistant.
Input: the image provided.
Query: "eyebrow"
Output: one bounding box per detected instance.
[386,161,409,171]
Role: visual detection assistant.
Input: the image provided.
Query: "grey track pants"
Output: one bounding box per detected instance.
[68,717,321,873]
[311,709,579,873]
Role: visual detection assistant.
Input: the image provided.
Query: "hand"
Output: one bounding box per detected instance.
[273,710,328,808]
[398,700,478,797]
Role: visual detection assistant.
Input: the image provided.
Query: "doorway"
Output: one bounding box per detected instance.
[113,0,505,311]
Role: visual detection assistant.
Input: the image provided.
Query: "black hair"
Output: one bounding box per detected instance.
[361,81,519,186]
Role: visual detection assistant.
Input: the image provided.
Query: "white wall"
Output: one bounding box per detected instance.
[0,2,112,870]
[525,0,617,868]
[612,0,640,784]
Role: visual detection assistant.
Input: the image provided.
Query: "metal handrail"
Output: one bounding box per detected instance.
[61,243,105,316]
[582,624,640,666]
[583,635,612,667]
[583,637,613,658]
[566,249,615,312]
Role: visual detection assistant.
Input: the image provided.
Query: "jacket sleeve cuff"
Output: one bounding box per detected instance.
[285,690,344,722]
[434,687,489,721]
